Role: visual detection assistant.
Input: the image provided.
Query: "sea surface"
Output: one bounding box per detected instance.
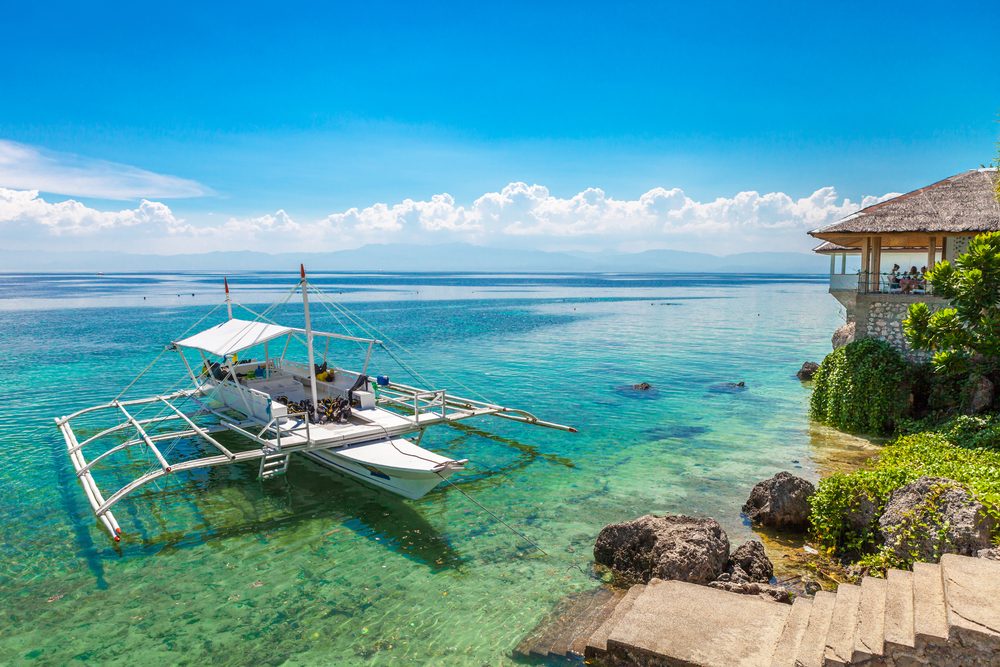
[0,271,875,665]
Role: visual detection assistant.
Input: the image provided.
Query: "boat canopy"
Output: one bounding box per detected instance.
[174,318,293,357]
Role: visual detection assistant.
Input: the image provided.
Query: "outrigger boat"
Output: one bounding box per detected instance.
[56,266,575,542]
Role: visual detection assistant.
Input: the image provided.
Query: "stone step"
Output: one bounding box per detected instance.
[795,589,836,667]
[566,587,625,658]
[537,588,612,658]
[824,583,862,665]
[940,553,1000,643]
[912,561,948,645]
[852,575,887,662]
[883,569,915,649]
[584,582,647,660]
[515,589,601,658]
[769,596,812,666]
[602,579,791,667]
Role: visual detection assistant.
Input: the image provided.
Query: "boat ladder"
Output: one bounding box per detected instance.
[259,446,290,480]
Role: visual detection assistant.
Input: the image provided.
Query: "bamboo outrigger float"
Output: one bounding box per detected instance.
[56,266,575,542]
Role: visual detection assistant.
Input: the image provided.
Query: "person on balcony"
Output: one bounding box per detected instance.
[888,264,901,293]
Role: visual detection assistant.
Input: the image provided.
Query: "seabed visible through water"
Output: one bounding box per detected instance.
[1,271,874,665]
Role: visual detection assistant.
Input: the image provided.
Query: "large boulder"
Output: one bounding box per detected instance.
[594,514,730,584]
[832,322,856,349]
[878,477,996,562]
[796,361,820,381]
[742,472,816,530]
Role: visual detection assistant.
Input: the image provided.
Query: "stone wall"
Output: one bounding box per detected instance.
[865,300,930,361]
[830,291,946,361]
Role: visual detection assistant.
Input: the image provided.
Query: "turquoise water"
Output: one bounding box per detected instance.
[1,272,870,665]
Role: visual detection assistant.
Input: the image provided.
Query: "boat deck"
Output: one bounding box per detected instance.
[267,406,424,448]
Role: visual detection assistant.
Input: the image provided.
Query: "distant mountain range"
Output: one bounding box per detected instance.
[8,243,827,274]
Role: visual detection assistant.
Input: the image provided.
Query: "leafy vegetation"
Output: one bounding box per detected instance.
[904,231,1000,375]
[807,179,1000,572]
[809,414,1000,570]
[809,338,909,435]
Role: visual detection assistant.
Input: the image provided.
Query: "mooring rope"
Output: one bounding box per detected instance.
[112,301,226,402]
[434,472,550,557]
[308,283,495,404]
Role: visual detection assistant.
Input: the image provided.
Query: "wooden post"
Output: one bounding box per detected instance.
[840,253,847,274]
[927,236,937,269]
[829,254,835,275]
[871,237,883,292]
[860,236,871,293]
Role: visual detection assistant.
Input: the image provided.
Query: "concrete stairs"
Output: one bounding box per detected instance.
[515,554,1000,665]
[514,586,626,660]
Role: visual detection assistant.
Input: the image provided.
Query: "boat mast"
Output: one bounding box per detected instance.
[224,277,233,320]
[300,264,320,419]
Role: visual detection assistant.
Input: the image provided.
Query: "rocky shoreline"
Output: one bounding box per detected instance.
[590,468,998,608]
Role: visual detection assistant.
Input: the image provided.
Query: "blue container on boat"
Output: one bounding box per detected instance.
[377,375,390,386]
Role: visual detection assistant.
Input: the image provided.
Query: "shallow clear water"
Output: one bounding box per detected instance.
[0,272,872,665]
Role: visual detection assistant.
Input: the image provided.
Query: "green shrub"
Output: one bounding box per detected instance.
[809,417,1000,568]
[809,467,915,556]
[898,413,1000,450]
[810,339,909,435]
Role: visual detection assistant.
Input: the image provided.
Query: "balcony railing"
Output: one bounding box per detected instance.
[830,272,934,295]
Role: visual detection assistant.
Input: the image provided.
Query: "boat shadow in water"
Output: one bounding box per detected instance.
[52,437,109,590]
[116,457,467,573]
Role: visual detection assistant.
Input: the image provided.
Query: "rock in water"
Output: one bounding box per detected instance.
[593,514,729,584]
[633,382,652,391]
[878,477,996,562]
[726,540,773,583]
[796,361,820,381]
[742,472,815,530]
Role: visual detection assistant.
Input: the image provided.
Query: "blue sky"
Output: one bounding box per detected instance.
[1,1,998,255]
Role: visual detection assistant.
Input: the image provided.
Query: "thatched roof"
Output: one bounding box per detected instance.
[810,168,1000,238]
[812,241,853,254]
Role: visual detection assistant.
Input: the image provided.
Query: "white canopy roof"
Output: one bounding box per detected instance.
[174,318,293,357]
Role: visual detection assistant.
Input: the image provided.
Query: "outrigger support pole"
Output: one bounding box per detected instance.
[300,264,320,421]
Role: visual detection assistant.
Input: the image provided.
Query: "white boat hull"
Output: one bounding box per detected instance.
[301,438,465,500]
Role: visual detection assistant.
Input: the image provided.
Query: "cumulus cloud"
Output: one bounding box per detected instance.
[0,187,181,235]
[315,182,895,253]
[0,182,895,254]
[0,140,210,200]
[170,209,300,238]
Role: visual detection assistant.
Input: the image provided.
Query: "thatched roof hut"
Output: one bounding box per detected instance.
[810,168,1000,248]
[810,168,999,292]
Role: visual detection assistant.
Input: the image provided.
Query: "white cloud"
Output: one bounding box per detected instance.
[0,187,181,236]
[0,140,210,200]
[315,182,895,253]
[0,182,895,254]
[170,209,300,238]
